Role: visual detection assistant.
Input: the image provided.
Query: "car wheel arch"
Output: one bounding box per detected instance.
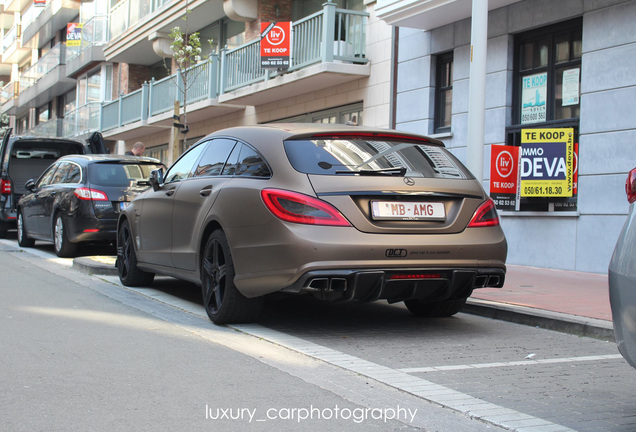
[198,220,224,271]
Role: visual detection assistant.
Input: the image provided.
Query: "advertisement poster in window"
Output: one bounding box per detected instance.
[562,68,580,106]
[521,72,547,124]
[260,22,291,70]
[490,145,521,211]
[67,23,82,47]
[520,128,574,198]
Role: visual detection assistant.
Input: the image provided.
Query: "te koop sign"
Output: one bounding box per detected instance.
[520,128,574,198]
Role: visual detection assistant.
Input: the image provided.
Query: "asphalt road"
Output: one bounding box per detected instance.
[1,237,635,432]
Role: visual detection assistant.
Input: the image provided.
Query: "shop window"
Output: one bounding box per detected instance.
[514,19,581,125]
[434,52,453,133]
[497,19,582,214]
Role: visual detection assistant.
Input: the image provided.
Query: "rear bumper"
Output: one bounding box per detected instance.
[281,267,506,303]
[65,217,117,243]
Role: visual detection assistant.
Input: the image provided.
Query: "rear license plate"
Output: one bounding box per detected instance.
[119,201,130,211]
[371,201,445,221]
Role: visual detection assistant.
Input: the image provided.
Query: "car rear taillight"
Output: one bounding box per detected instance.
[626,168,636,204]
[261,189,351,226]
[1,178,11,194]
[468,199,500,227]
[74,187,108,201]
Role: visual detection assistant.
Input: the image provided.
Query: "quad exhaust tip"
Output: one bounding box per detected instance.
[306,277,347,292]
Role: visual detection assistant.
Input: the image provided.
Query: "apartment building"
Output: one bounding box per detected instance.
[376,0,636,273]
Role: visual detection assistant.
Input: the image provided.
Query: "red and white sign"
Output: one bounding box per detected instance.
[260,22,290,70]
[490,145,521,210]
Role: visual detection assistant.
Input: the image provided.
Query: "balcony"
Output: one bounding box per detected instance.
[62,102,101,139]
[3,0,30,13]
[219,5,369,105]
[66,15,108,77]
[100,5,370,140]
[22,0,80,48]
[0,81,19,115]
[18,43,75,112]
[105,0,223,65]
[2,23,31,64]
[26,117,63,137]
[101,56,243,141]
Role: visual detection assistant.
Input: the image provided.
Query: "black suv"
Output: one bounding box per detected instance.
[0,129,105,237]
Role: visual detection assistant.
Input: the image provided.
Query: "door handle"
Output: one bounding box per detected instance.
[199,186,213,197]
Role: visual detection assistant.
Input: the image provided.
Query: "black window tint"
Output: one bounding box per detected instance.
[89,163,164,186]
[164,144,206,183]
[65,164,81,183]
[222,144,241,176]
[50,162,71,184]
[37,164,60,187]
[284,139,469,179]
[235,145,271,177]
[194,138,236,177]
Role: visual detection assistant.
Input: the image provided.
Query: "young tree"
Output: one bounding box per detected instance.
[167,20,203,135]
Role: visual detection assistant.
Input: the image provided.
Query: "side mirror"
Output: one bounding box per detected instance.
[25,179,36,192]
[149,169,164,192]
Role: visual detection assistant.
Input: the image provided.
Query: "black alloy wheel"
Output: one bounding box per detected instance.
[53,214,77,258]
[17,210,35,247]
[201,229,263,324]
[117,219,154,286]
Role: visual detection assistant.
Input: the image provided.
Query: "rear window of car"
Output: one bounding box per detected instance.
[11,141,85,160]
[283,138,471,179]
[89,162,164,187]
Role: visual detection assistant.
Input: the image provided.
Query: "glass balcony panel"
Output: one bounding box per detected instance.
[3,25,17,53]
[20,43,64,92]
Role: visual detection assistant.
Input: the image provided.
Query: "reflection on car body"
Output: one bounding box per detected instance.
[609,167,636,368]
[116,124,507,324]
[17,154,163,257]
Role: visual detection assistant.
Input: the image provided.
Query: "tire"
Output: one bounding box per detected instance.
[17,210,35,247]
[201,229,263,324]
[117,219,154,287]
[405,297,468,318]
[53,214,77,258]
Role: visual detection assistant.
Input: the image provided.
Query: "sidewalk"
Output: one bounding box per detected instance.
[73,256,615,340]
[467,264,613,340]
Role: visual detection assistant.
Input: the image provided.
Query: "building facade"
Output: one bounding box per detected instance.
[377,0,636,273]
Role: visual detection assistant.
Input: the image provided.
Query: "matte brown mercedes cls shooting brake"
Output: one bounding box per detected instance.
[117,124,507,324]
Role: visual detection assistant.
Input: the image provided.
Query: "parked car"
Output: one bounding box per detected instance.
[609,167,636,368]
[17,155,164,257]
[116,124,507,324]
[0,129,106,237]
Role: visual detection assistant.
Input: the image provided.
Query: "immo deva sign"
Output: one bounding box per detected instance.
[490,128,575,211]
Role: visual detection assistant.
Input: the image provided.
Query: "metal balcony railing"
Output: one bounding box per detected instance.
[100,4,368,133]
[19,43,65,92]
